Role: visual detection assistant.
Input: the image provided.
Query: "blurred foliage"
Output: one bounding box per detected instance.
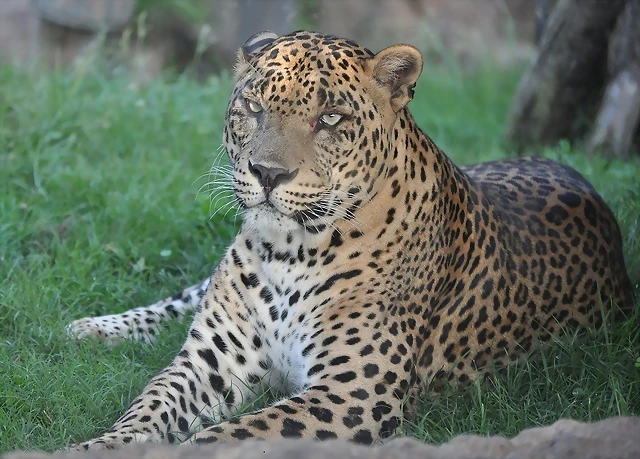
[295,0,320,30]
[134,0,206,22]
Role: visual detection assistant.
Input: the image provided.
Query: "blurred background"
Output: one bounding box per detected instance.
[0,0,637,157]
[0,0,538,81]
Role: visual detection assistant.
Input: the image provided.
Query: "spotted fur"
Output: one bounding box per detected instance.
[67,31,634,450]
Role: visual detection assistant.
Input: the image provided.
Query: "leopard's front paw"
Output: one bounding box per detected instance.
[66,432,151,452]
[64,439,113,453]
[66,316,128,343]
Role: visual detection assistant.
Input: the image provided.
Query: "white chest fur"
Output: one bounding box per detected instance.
[238,231,326,393]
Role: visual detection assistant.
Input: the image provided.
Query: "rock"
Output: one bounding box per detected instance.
[31,0,135,32]
[4,416,640,459]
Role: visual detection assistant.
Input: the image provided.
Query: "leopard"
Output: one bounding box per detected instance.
[66,30,635,450]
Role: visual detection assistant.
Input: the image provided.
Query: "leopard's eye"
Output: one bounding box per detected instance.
[319,113,343,126]
[246,99,263,114]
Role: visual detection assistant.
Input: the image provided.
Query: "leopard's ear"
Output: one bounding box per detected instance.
[234,31,279,78]
[367,44,423,112]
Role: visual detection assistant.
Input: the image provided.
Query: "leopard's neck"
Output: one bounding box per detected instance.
[339,108,475,240]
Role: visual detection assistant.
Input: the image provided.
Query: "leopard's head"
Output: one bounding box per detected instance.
[223,31,423,234]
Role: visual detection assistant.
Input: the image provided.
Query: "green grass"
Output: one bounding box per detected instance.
[0,59,639,453]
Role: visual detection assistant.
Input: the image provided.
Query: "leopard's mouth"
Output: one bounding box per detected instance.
[238,185,365,235]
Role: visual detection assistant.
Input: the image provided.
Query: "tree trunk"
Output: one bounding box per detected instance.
[587,0,640,159]
[535,0,558,45]
[504,0,628,151]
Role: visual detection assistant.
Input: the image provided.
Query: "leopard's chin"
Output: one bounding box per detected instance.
[249,201,294,219]
[243,203,301,234]
[242,202,333,237]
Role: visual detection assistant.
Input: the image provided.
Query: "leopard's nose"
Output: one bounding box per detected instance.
[248,161,299,196]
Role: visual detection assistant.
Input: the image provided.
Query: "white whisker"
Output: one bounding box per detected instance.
[210,199,238,221]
